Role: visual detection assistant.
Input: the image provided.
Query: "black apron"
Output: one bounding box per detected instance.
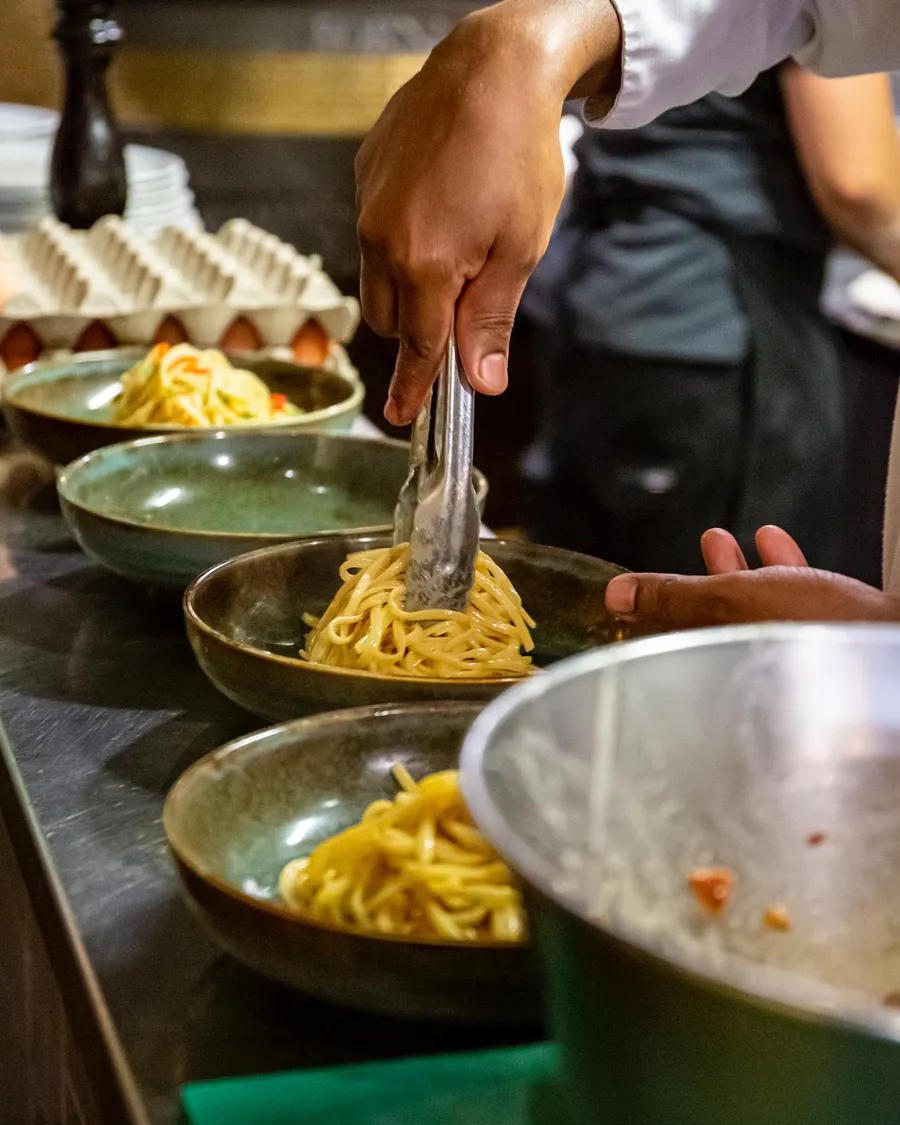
[726,236,843,567]
[520,72,843,573]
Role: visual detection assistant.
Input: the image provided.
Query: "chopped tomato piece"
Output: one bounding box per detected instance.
[688,867,734,915]
[270,393,289,412]
[763,905,791,931]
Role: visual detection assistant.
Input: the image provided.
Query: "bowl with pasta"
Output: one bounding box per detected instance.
[162,700,539,1023]
[3,344,363,465]
[183,532,631,721]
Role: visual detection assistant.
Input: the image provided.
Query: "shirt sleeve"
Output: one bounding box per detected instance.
[795,0,900,77]
[586,0,900,130]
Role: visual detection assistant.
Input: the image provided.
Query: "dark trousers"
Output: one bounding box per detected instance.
[522,238,845,575]
[526,350,752,573]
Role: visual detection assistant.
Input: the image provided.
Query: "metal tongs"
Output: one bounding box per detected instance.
[393,328,479,612]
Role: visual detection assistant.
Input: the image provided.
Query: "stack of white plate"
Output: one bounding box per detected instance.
[0,103,202,234]
[122,146,203,233]
[0,103,58,142]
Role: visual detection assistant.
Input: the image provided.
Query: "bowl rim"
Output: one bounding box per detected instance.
[55,429,489,541]
[460,621,900,1044]
[162,699,525,951]
[182,533,625,689]
[2,345,364,431]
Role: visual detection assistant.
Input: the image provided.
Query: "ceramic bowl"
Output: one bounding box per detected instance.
[2,346,364,465]
[57,431,488,588]
[183,533,630,721]
[163,700,539,1023]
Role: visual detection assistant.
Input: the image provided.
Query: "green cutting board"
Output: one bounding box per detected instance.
[182,1043,564,1125]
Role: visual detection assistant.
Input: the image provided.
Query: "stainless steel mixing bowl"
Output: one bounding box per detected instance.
[461,624,900,1125]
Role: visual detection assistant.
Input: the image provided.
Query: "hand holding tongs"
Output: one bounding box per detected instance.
[393,327,480,612]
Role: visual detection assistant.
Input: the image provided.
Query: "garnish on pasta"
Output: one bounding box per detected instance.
[279,765,525,942]
[113,342,302,426]
[300,543,535,679]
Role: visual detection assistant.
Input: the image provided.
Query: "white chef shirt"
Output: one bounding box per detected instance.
[592,0,900,130]
[589,0,900,596]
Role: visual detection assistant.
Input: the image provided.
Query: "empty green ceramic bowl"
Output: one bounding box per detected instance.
[3,346,364,465]
[163,700,539,1023]
[184,533,630,721]
[57,430,489,588]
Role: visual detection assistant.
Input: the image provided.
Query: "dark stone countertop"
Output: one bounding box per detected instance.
[0,457,528,1125]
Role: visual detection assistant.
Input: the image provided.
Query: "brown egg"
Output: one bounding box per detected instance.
[291,318,331,367]
[0,322,42,371]
[152,315,189,346]
[74,320,117,353]
[220,316,263,353]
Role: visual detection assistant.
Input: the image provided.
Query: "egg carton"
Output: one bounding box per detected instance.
[0,216,360,351]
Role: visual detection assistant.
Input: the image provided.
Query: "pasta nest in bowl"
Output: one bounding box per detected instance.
[301,543,536,681]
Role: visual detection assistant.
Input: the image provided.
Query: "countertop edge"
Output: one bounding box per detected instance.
[0,714,153,1125]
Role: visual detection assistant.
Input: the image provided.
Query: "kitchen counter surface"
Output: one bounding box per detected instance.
[0,434,521,1125]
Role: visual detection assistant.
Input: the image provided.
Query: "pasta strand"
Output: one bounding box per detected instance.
[301,544,535,680]
[278,767,526,943]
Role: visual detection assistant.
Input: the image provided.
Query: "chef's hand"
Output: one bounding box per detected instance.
[355,0,622,425]
[605,525,900,629]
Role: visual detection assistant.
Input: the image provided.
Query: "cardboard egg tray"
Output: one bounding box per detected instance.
[0,216,360,355]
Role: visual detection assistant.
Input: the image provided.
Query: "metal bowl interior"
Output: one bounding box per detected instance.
[56,430,488,588]
[162,700,538,1023]
[460,624,900,1125]
[2,346,363,464]
[183,533,630,721]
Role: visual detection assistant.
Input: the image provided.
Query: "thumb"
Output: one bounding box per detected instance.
[606,568,900,632]
[454,257,526,397]
[607,572,730,632]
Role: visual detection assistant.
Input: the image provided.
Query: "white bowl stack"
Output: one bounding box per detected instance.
[0,103,202,235]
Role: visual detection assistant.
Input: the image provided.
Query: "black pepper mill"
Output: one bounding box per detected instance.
[50,0,127,229]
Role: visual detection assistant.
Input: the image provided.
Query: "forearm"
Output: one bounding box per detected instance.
[828,205,900,284]
[455,0,622,109]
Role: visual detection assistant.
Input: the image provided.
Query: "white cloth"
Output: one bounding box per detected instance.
[847,270,900,323]
[591,0,900,129]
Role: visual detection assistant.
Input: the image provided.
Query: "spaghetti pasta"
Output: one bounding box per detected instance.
[301,544,536,679]
[112,342,302,426]
[278,765,526,942]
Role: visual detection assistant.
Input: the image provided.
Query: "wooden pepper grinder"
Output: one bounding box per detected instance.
[50,0,127,228]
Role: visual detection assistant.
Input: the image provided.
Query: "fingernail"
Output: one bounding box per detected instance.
[384,396,404,426]
[606,575,637,615]
[478,353,508,394]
